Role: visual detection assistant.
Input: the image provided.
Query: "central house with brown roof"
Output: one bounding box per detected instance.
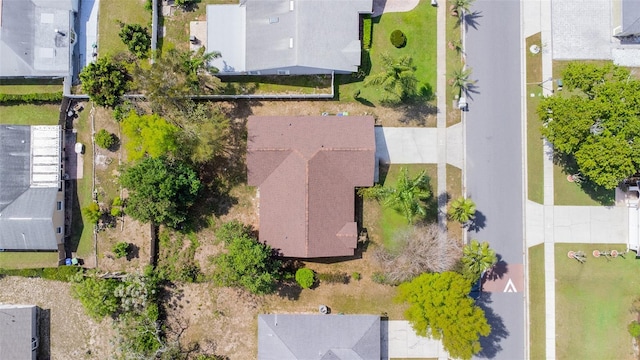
[247,116,375,258]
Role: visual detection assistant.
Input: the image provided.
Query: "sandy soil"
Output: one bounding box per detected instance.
[0,277,116,359]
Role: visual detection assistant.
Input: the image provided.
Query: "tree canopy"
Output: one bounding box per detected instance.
[364,54,418,101]
[447,197,476,224]
[539,62,640,189]
[397,272,491,359]
[119,157,201,227]
[211,222,282,294]
[461,239,497,283]
[119,23,151,58]
[79,57,129,108]
[121,112,179,161]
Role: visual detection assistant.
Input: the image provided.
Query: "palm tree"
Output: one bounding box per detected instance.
[448,39,463,54]
[365,167,432,224]
[179,47,223,92]
[462,239,497,283]
[450,0,474,21]
[449,66,474,97]
[447,197,476,224]
[364,54,418,101]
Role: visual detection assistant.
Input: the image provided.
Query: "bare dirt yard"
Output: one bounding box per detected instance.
[0,276,116,359]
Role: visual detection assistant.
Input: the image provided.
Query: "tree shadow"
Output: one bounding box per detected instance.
[396,102,439,126]
[276,281,302,300]
[483,254,508,281]
[464,81,480,101]
[355,97,375,107]
[37,308,51,360]
[465,11,483,31]
[126,243,140,261]
[475,292,509,358]
[552,152,615,205]
[466,209,486,232]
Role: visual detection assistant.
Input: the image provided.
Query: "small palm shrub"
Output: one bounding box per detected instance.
[390,30,407,48]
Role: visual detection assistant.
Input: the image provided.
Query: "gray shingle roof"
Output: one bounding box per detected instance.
[0,304,37,360]
[0,0,74,78]
[258,314,380,360]
[207,0,372,74]
[0,125,62,251]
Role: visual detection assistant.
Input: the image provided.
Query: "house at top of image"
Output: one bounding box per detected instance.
[247,116,375,258]
[0,304,40,360]
[0,0,78,79]
[206,0,372,75]
[0,125,65,252]
[257,314,380,360]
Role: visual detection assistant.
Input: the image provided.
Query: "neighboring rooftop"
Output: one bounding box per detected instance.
[207,0,372,74]
[247,116,375,258]
[0,304,38,360]
[258,314,380,360]
[0,125,63,251]
[0,0,76,78]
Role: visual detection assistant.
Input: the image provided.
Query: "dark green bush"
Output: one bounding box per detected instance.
[317,272,349,284]
[362,15,373,50]
[113,242,131,259]
[390,30,407,48]
[0,92,63,104]
[295,268,315,289]
[95,129,116,149]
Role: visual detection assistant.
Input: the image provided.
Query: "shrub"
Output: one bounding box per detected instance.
[95,129,116,149]
[215,220,253,245]
[371,271,388,284]
[113,242,131,259]
[295,268,315,289]
[0,92,63,104]
[362,15,373,50]
[317,272,349,284]
[390,30,407,48]
[42,266,83,281]
[119,23,151,58]
[352,272,361,281]
[83,202,101,225]
[144,0,153,11]
[629,321,640,338]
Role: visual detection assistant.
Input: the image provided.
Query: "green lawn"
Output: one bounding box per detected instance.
[375,164,438,251]
[0,104,60,125]
[0,252,59,269]
[526,33,544,204]
[0,85,62,95]
[445,0,462,126]
[98,0,150,58]
[339,1,437,104]
[555,243,640,360]
[553,162,614,206]
[528,244,545,360]
[446,165,463,241]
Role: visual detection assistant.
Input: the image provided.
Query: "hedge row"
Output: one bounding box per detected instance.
[0,265,82,282]
[362,15,373,50]
[0,92,63,104]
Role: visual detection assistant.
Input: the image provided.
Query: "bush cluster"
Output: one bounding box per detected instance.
[0,266,82,281]
[317,272,349,284]
[0,92,63,104]
[295,268,315,289]
[390,30,407,48]
[362,15,373,50]
[113,242,131,259]
[95,129,116,149]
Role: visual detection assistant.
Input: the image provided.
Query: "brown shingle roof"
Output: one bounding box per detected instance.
[247,116,375,258]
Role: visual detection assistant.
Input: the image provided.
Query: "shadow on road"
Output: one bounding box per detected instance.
[465,11,483,31]
[466,209,486,232]
[475,292,509,358]
[484,254,508,281]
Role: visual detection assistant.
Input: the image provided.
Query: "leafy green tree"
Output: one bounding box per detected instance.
[461,239,497,283]
[119,157,201,227]
[397,272,490,359]
[448,197,476,224]
[360,167,432,224]
[364,54,418,101]
[295,268,315,289]
[539,62,640,189]
[83,202,101,225]
[449,66,474,96]
[118,23,151,58]
[121,112,179,161]
[80,57,129,108]
[71,272,120,320]
[212,229,281,295]
[113,242,130,259]
[95,129,116,149]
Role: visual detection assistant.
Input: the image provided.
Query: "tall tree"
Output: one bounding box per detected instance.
[118,23,151,58]
[80,57,129,108]
[448,197,476,224]
[397,272,491,360]
[461,239,497,283]
[121,112,179,161]
[120,157,201,227]
[449,66,474,97]
[364,54,418,101]
[539,62,640,189]
[361,167,432,224]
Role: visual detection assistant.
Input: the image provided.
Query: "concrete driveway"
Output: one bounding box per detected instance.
[375,127,438,164]
[381,320,448,360]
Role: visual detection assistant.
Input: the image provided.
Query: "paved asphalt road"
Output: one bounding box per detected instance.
[464,0,526,359]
